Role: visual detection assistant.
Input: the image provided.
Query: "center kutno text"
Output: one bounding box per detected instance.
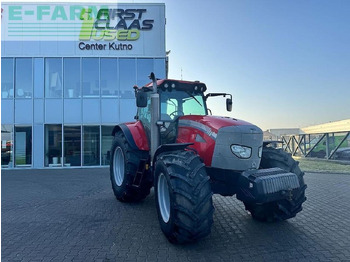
[79,42,133,50]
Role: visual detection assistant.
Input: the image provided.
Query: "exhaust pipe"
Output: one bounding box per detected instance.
[149,72,160,163]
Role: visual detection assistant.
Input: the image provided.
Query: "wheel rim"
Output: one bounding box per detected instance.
[158,172,170,223]
[113,147,124,186]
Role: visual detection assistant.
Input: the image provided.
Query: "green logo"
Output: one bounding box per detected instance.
[79,8,153,41]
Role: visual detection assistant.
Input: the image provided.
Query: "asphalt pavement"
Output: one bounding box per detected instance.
[2,168,350,262]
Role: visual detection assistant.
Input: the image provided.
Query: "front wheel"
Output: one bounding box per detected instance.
[155,150,214,244]
[244,147,307,222]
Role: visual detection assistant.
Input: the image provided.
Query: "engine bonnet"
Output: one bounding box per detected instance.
[179,115,256,134]
[177,115,263,170]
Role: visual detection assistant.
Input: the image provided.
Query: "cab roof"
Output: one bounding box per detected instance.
[143,79,207,93]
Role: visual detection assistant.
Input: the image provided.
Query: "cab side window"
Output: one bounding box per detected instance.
[137,93,151,136]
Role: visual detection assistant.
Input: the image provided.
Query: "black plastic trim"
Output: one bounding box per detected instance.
[112,124,139,150]
[152,143,193,167]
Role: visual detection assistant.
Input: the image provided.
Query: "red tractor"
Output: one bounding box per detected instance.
[110,73,306,244]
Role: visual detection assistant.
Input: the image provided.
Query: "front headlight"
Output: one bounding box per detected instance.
[230,145,252,159]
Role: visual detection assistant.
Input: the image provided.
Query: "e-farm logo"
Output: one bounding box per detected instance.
[5,5,154,45]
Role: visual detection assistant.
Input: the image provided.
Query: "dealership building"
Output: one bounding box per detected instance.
[1,3,166,168]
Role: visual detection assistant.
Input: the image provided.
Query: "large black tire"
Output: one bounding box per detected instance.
[244,147,307,222]
[110,132,152,202]
[154,150,214,244]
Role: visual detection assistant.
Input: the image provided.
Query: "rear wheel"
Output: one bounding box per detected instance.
[155,150,214,244]
[110,132,152,202]
[244,147,307,222]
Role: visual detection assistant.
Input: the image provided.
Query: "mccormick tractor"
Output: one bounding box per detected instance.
[109,73,307,244]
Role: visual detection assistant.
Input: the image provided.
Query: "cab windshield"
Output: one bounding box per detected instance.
[160,90,207,121]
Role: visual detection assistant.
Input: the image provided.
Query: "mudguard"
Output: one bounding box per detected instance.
[112,121,149,151]
[152,143,193,167]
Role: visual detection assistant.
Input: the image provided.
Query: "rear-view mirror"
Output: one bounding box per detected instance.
[226,98,233,112]
[136,91,147,107]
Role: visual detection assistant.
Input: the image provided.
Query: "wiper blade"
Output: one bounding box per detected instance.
[185,91,202,106]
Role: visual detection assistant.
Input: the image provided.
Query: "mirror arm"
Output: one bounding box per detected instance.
[205,93,232,101]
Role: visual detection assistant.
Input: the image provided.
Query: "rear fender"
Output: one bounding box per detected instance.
[112,122,149,151]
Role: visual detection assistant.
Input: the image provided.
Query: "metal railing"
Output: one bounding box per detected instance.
[281,131,350,160]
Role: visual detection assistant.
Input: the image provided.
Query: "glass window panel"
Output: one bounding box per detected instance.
[15,58,33,98]
[83,126,100,166]
[137,59,154,86]
[1,125,14,167]
[101,58,118,97]
[154,58,166,79]
[182,94,206,116]
[34,58,44,98]
[15,126,32,166]
[64,58,80,98]
[1,58,14,98]
[160,91,206,119]
[101,126,113,165]
[64,126,81,166]
[82,58,99,97]
[119,59,136,99]
[45,124,62,167]
[45,58,62,98]
[137,92,151,137]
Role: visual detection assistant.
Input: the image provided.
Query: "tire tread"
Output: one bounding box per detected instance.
[156,150,214,244]
[110,132,152,202]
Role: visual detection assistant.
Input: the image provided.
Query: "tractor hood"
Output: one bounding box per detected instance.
[178,115,255,133]
[177,115,263,169]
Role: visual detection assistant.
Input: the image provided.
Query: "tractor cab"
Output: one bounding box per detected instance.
[135,78,232,145]
[135,79,208,144]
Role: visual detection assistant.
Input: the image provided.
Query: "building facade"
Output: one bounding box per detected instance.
[1,3,166,168]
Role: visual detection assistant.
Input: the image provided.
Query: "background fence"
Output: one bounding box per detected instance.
[281,131,350,161]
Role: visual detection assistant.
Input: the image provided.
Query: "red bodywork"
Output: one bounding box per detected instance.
[125,115,252,167]
[176,115,252,166]
[125,121,150,151]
